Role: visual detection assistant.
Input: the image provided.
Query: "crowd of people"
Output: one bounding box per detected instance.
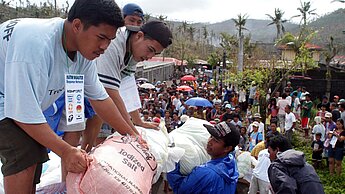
[134,75,344,193]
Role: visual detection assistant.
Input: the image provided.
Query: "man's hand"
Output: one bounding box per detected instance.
[140,121,160,130]
[62,147,92,173]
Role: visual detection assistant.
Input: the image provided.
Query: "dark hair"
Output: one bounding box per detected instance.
[270,120,277,126]
[282,93,287,99]
[330,102,337,107]
[337,118,344,128]
[68,0,124,30]
[267,135,292,152]
[315,133,322,137]
[339,103,345,110]
[285,105,291,110]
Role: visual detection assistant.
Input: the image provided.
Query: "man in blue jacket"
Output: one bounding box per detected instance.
[167,121,240,194]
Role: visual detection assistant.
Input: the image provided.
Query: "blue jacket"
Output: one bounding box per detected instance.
[167,154,238,194]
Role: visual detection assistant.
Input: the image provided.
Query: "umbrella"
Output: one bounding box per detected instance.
[136,77,148,82]
[176,85,193,92]
[180,75,196,81]
[185,97,213,107]
[140,83,155,89]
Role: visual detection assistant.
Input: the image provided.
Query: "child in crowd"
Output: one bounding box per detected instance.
[311,133,324,169]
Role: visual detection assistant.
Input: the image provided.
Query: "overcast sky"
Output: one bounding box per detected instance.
[28,0,343,23]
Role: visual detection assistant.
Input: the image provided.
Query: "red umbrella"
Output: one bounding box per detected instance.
[181,75,196,81]
[176,85,193,92]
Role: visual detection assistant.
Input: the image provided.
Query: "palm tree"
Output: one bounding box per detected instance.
[292,1,317,28]
[143,13,151,23]
[232,13,248,72]
[158,14,167,21]
[266,8,288,40]
[187,26,196,41]
[324,37,338,98]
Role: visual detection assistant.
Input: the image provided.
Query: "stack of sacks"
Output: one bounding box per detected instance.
[168,117,211,175]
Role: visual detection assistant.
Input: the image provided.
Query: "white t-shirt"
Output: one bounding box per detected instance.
[312,124,326,142]
[293,97,301,114]
[285,112,296,131]
[277,99,290,115]
[0,18,107,123]
[252,149,270,182]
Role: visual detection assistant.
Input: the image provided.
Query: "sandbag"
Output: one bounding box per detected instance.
[66,136,157,194]
[168,117,211,175]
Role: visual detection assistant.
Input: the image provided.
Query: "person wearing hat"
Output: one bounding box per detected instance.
[82,4,159,152]
[317,95,330,112]
[167,122,240,194]
[283,81,293,95]
[221,103,233,122]
[122,3,144,26]
[323,112,336,167]
[249,121,263,151]
[248,113,264,136]
[333,95,339,104]
[312,116,326,142]
[81,20,173,148]
[248,132,279,194]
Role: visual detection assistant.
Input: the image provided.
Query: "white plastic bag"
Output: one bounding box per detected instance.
[168,117,211,175]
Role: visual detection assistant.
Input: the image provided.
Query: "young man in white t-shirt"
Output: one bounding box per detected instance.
[82,19,173,148]
[0,0,138,192]
[285,105,296,143]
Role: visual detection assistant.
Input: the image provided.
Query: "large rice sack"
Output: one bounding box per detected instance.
[168,117,211,175]
[136,124,169,184]
[66,136,157,194]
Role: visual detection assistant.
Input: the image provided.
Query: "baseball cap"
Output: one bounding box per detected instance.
[153,117,161,123]
[252,121,260,128]
[126,20,173,48]
[334,95,339,99]
[203,121,240,140]
[225,104,232,109]
[253,113,261,118]
[122,3,144,19]
[325,112,332,118]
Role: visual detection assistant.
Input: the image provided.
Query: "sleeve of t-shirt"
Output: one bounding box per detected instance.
[4,47,49,124]
[96,36,124,91]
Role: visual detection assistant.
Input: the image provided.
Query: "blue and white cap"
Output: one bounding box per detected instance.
[122,3,144,19]
[204,121,238,139]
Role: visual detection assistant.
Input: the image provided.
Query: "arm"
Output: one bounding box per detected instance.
[14,121,88,173]
[106,88,139,135]
[268,164,298,194]
[89,97,137,136]
[167,163,216,194]
[130,109,159,130]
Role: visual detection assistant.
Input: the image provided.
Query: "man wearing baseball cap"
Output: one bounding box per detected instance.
[122,3,144,26]
[167,122,240,194]
[81,20,173,148]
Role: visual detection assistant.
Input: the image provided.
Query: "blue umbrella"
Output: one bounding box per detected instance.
[185,97,213,107]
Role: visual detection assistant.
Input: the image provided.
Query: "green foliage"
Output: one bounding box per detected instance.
[294,132,345,194]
